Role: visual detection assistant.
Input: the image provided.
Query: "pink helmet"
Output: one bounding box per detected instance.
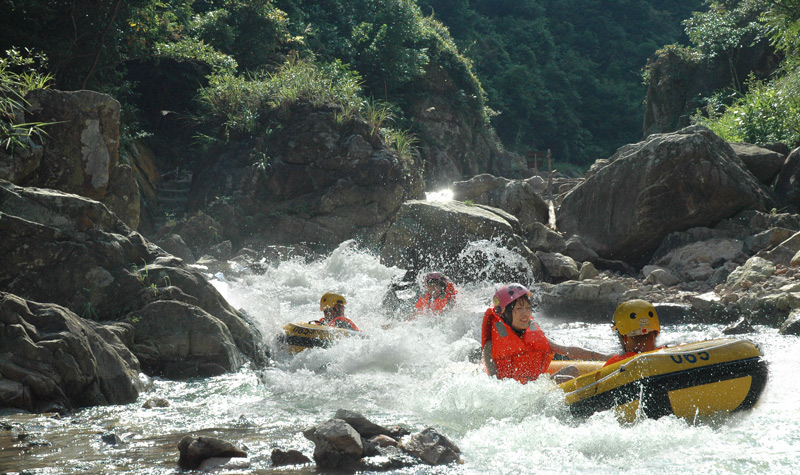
[493,283,532,313]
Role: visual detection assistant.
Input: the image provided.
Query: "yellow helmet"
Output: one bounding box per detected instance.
[320,292,347,311]
[612,299,660,337]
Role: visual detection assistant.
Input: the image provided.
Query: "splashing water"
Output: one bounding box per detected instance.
[3,241,800,474]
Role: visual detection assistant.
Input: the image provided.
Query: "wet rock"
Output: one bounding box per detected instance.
[271,448,311,466]
[0,293,141,412]
[380,200,543,283]
[722,316,754,335]
[370,434,399,447]
[127,300,243,379]
[400,427,462,465]
[101,432,123,445]
[303,418,364,469]
[177,436,247,470]
[334,409,397,439]
[142,397,169,409]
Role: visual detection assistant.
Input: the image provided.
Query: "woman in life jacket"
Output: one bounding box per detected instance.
[481,284,611,383]
[604,299,663,367]
[315,292,360,331]
[412,272,457,318]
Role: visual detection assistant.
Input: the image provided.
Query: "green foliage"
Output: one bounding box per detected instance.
[693,72,800,145]
[191,0,301,71]
[417,0,703,165]
[688,1,800,146]
[197,56,364,139]
[683,0,767,57]
[0,48,53,152]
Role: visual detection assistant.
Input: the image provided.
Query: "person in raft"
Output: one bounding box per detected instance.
[604,299,663,367]
[314,292,361,331]
[481,283,611,383]
[412,272,458,318]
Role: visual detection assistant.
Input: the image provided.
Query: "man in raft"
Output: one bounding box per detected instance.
[315,292,361,331]
[604,299,662,366]
[412,272,457,318]
[481,283,611,383]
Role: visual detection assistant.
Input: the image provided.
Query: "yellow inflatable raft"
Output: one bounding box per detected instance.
[278,322,360,353]
[558,338,768,421]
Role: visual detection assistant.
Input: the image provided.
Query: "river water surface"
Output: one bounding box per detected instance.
[2,241,798,474]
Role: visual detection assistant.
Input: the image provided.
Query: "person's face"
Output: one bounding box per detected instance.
[427,280,444,296]
[510,299,533,331]
[324,303,344,320]
[622,332,657,353]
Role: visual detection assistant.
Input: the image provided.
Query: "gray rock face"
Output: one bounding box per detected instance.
[128,300,243,379]
[557,126,775,266]
[0,293,141,412]
[451,174,550,231]
[0,180,267,387]
[729,142,786,185]
[188,103,417,252]
[21,89,140,229]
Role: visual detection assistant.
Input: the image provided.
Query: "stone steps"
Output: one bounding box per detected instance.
[154,171,192,228]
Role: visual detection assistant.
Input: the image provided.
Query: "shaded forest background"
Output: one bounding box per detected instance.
[1,0,799,175]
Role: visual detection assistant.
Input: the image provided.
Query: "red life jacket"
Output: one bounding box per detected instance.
[413,282,457,315]
[481,308,554,383]
[325,316,360,332]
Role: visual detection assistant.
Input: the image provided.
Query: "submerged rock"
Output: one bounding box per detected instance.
[177,436,247,470]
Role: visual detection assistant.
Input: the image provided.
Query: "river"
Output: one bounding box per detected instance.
[2,240,798,474]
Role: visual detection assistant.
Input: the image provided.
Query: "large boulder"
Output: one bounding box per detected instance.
[450,174,550,231]
[0,292,141,413]
[21,89,140,229]
[0,180,267,380]
[186,103,418,253]
[557,126,775,267]
[380,200,542,282]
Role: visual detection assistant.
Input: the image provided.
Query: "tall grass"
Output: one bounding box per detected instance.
[0,48,53,152]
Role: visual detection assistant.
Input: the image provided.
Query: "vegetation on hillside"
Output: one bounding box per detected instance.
[7,0,791,176]
[686,0,800,147]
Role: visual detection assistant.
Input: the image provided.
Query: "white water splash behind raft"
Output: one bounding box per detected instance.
[2,240,798,474]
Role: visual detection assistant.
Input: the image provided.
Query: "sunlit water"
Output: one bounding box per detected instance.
[2,240,799,474]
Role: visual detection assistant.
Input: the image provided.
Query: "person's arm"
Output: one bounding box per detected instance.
[549,340,614,361]
[482,341,498,376]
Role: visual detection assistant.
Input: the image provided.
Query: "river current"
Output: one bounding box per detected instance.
[2,240,798,474]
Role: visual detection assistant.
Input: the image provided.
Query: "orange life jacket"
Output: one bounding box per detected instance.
[481,308,554,383]
[413,282,457,315]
